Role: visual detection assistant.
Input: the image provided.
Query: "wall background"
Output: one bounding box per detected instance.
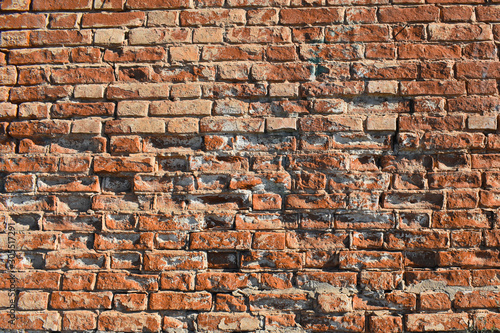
[0,0,499,331]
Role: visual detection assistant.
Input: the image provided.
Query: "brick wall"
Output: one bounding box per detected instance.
[0,0,499,331]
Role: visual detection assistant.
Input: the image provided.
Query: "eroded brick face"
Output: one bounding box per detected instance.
[0,0,499,332]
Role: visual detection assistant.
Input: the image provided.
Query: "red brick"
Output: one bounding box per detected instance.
[144,251,207,271]
[464,42,497,59]
[326,25,390,42]
[94,156,154,173]
[472,270,500,286]
[51,67,114,84]
[457,61,500,79]
[149,291,211,310]
[379,6,439,22]
[280,8,343,25]
[251,63,313,82]
[301,81,365,97]
[226,27,291,43]
[361,271,402,290]
[450,189,479,208]
[399,44,461,59]
[429,23,492,41]
[30,30,93,46]
[285,193,346,209]
[401,80,466,95]
[10,85,73,103]
[127,0,190,8]
[301,313,365,332]
[0,31,30,48]
[370,315,403,333]
[46,251,106,270]
[62,311,97,331]
[104,47,165,62]
[9,48,70,65]
[32,0,92,10]
[455,290,500,309]
[296,272,357,289]
[113,293,147,311]
[196,272,257,291]
[252,232,285,250]
[442,5,474,21]
[438,250,500,268]
[82,12,145,27]
[382,192,443,209]
[422,132,485,149]
[160,272,194,290]
[98,312,161,332]
[346,7,377,23]
[198,313,260,331]
[420,292,451,311]
[249,292,312,311]
[448,96,500,112]
[452,230,482,247]
[0,311,61,331]
[215,294,247,311]
[190,231,251,250]
[241,251,302,269]
[50,291,112,309]
[62,271,96,290]
[366,43,396,59]
[252,193,282,210]
[406,313,469,332]
[473,312,500,331]
[17,291,49,310]
[433,211,490,229]
[340,251,403,270]
[477,6,500,21]
[96,272,157,291]
[0,0,30,10]
[49,13,79,29]
[4,174,35,192]
[429,171,481,188]
[0,13,46,30]
[71,47,102,63]
[287,231,348,250]
[180,9,245,26]
[317,293,352,312]
[248,8,278,25]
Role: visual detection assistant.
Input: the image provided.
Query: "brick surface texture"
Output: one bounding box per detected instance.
[0,0,499,331]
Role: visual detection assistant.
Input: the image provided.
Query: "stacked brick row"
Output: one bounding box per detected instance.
[0,0,499,331]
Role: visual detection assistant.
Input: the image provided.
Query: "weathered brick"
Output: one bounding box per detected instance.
[428,23,492,41]
[180,9,246,26]
[62,311,97,331]
[129,28,191,45]
[198,313,261,331]
[30,30,93,47]
[49,13,79,29]
[50,291,112,309]
[144,251,207,271]
[406,313,469,332]
[82,12,145,28]
[326,25,390,42]
[149,291,211,310]
[0,311,61,331]
[98,312,161,332]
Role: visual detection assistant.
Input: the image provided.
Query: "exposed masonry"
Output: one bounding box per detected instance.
[0,0,499,332]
